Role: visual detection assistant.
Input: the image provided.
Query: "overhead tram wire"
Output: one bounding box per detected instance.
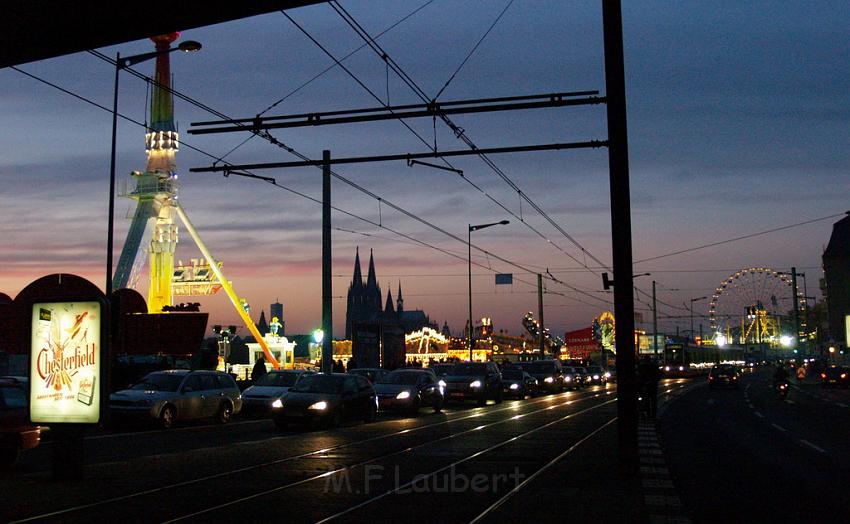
[329,2,611,275]
[19,58,606,311]
[281,10,609,303]
[292,5,597,274]
[633,212,847,264]
[213,0,439,164]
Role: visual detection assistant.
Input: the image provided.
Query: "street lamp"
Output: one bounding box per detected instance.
[688,296,707,344]
[468,220,509,361]
[106,38,201,296]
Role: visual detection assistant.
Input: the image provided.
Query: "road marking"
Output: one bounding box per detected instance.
[771,423,787,432]
[837,403,848,408]
[753,411,765,418]
[799,439,827,454]
[786,399,795,404]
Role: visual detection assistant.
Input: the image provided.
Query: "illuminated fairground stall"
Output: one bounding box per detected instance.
[405,327,450,363]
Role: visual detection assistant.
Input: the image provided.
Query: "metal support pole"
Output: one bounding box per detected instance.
[538,273,545,355]
[322,150,333,374]
[652,280,658,361]
[603,0,638,470]
[468,225,473,361]
[791,267,800,350]
[106,52,120,297]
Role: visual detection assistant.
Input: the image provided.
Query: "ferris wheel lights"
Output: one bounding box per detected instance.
[716,334,728,348]
[779,335,794,347]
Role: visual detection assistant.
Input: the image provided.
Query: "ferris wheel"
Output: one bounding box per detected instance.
[708,267,805,345]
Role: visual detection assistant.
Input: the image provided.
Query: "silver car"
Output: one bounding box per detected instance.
[109,370,242,429]
[241,370,315,414]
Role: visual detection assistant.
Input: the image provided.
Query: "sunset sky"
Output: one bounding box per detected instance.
[1,1,847,340]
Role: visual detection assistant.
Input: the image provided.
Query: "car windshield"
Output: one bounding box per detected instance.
[430,365,454,376]
[291,374,344,394]
[522,362,555,373]
[379,371,422,385]
[130,373,184,392]
[501,369,524,379]
[451,363,487,375]
[713,366,734,373]
[255,372,300,387]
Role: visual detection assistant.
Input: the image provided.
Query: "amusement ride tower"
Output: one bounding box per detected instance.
[111,34,281,368]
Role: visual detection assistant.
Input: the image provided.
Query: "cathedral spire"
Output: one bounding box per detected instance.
[352,246,363,287]
[385,287,395,314]
[366,249,377,288]
[397,281,404,312]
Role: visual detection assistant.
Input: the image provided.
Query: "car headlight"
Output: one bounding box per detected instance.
[564,376,572,382]
[604,372,611,378]
[271,398,283,409]
[438,380,447,388]
[593,375,600,380]
[544,377,554,383]
[509,383,519,390]
[470,380,482,388]
[679,366,684,371]
[308,401,328,411]
[841,373,847,379]
[664,366,671,372]
[396,390,411,400]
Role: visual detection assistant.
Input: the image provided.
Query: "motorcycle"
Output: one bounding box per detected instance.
[775,380,789,400]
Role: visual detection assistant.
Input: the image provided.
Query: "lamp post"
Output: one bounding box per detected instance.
[106,39,201,296]
[468,220,509,361]
[688,297,707,342]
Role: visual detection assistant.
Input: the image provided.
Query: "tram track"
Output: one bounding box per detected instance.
[10,385,622,523]
[316,383,687,524]
[163,395,619,523]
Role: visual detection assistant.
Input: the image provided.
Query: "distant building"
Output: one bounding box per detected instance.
[823,213,850,348]
[256,310,269,335]
[344,248,436,368]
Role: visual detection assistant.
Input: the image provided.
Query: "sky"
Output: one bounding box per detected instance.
[1,1,848,340]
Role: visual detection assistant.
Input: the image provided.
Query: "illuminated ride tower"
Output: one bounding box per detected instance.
[111,34,283,368]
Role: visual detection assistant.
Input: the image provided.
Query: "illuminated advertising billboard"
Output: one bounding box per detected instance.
[30,301,101,424]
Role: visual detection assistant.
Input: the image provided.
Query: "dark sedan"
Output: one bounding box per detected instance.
[348,368,388,385]
[442,362,503,405]
[708,364,739,389]
[374,369,444,414]
[520,360,564,393]
[821,366,849,388]
[586,366,607,385]
[501,368,537,399]
[272,373,377,430]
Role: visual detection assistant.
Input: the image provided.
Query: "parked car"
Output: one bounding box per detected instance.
[821,366,849,388]
[429,363,456,382]
[0,377,41,469]
[586,366,607,385]
[519,360,564,393]
[272,373,377,430]
[442,362,503,405]
[708,364,739,389]
[109,370,243,429]
[560,367,582,390]
[500,368,538,399]
[348,368,389,385]
[241,369,315,414]
[572,366,589,387]
[374,369,444,414]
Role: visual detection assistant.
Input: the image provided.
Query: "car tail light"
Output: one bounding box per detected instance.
[821,374,827,379]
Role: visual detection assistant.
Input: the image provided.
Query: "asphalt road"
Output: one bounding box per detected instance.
[1,381,644,524]
[661,368,850,523]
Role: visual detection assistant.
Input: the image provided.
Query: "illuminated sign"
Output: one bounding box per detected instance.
[30,301,101,424]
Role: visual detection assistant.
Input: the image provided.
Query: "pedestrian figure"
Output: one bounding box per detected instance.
[637,356,662,419]
[251,356,267,382]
